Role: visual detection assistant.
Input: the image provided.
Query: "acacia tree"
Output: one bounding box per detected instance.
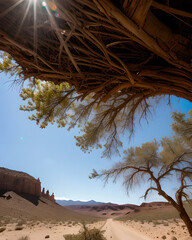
[0,0,191,150]
[90,112,192,236]
[0,52,154,157]
[1,53,192,159]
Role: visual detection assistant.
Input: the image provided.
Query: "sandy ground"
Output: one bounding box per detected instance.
[0,221,82,240]
[102,219,150,240]
[0,218,191,240]
[121,219,191,240]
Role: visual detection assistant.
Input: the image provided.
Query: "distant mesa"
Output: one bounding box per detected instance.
[0,167,55,203]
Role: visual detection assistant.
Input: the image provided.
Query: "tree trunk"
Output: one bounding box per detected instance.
[179,205,192,236]
[155,187,192,236]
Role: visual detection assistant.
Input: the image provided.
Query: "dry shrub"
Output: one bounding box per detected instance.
[0,227,6,233]
[171,237,177,240]
[64,224,106,240]
[15,226,24,231]
[17,236,29,240]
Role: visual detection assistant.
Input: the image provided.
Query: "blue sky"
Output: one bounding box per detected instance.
[0,71,192,205]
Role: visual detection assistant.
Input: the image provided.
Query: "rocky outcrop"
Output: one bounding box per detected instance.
[0,167,41,197]
[0,167,56,203]
[41,188,56,203]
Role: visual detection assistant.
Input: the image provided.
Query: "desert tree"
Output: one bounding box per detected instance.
[0,0,191,155]
[1,52,157,157]
[0,53,191,158]
[18,78,165,158]
[90,134,192,235]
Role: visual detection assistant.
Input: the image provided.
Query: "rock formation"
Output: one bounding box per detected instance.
[0,167,56,203]
[0,167,41,197]
[41,187,56,203]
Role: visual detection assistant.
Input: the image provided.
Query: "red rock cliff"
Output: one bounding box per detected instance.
[0,167,41,197]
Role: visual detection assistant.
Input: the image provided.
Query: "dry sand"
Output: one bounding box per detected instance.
[120,218,191,240]
[0,218,191,240]
[102,219,150,240]
[0,221,81,240]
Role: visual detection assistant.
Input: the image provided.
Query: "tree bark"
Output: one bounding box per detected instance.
[159,191,192,236]
[151,175,192,237]
[179,205,192,236]
[123,0,153,27]
[94,0,192,71]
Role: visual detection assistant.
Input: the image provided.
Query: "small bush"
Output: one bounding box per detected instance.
[153,220,162,226]
[16,220,26,226]
[162,236,166,239]
[0,227,6,233]
[134,209,140,213]
[15,226,24,231]
[171,237,177,240]
[163,222,169,226]
[64,224,106,240]
[17,236,29,240]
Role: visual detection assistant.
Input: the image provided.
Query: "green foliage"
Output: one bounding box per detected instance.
[0,51,22,78]
[19,79,124,158]
[19,80,74,129]
[64,224,106,240]
[1,52,192,160]
[172,110,192,146]
[1,51,159,158]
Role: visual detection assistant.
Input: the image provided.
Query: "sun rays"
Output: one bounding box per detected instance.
[0,0,24,18]
[0,0,61,56]
[16,0,31,37]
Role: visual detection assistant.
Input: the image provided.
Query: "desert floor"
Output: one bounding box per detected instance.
[0,218,191,240]
[0,220,82,240]
[116,218,191,240]
[102,219,149,240]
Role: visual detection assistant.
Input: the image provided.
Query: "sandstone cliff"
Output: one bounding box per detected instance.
[0,167,41,197]
[0,167,56,203]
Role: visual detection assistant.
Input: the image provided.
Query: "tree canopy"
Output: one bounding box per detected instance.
[0,51,157,157]
[0,0,191,129]
[1,52,192,157]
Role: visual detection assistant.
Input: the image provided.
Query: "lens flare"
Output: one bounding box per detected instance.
[42,1,47,7]
[47,0,57,11]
